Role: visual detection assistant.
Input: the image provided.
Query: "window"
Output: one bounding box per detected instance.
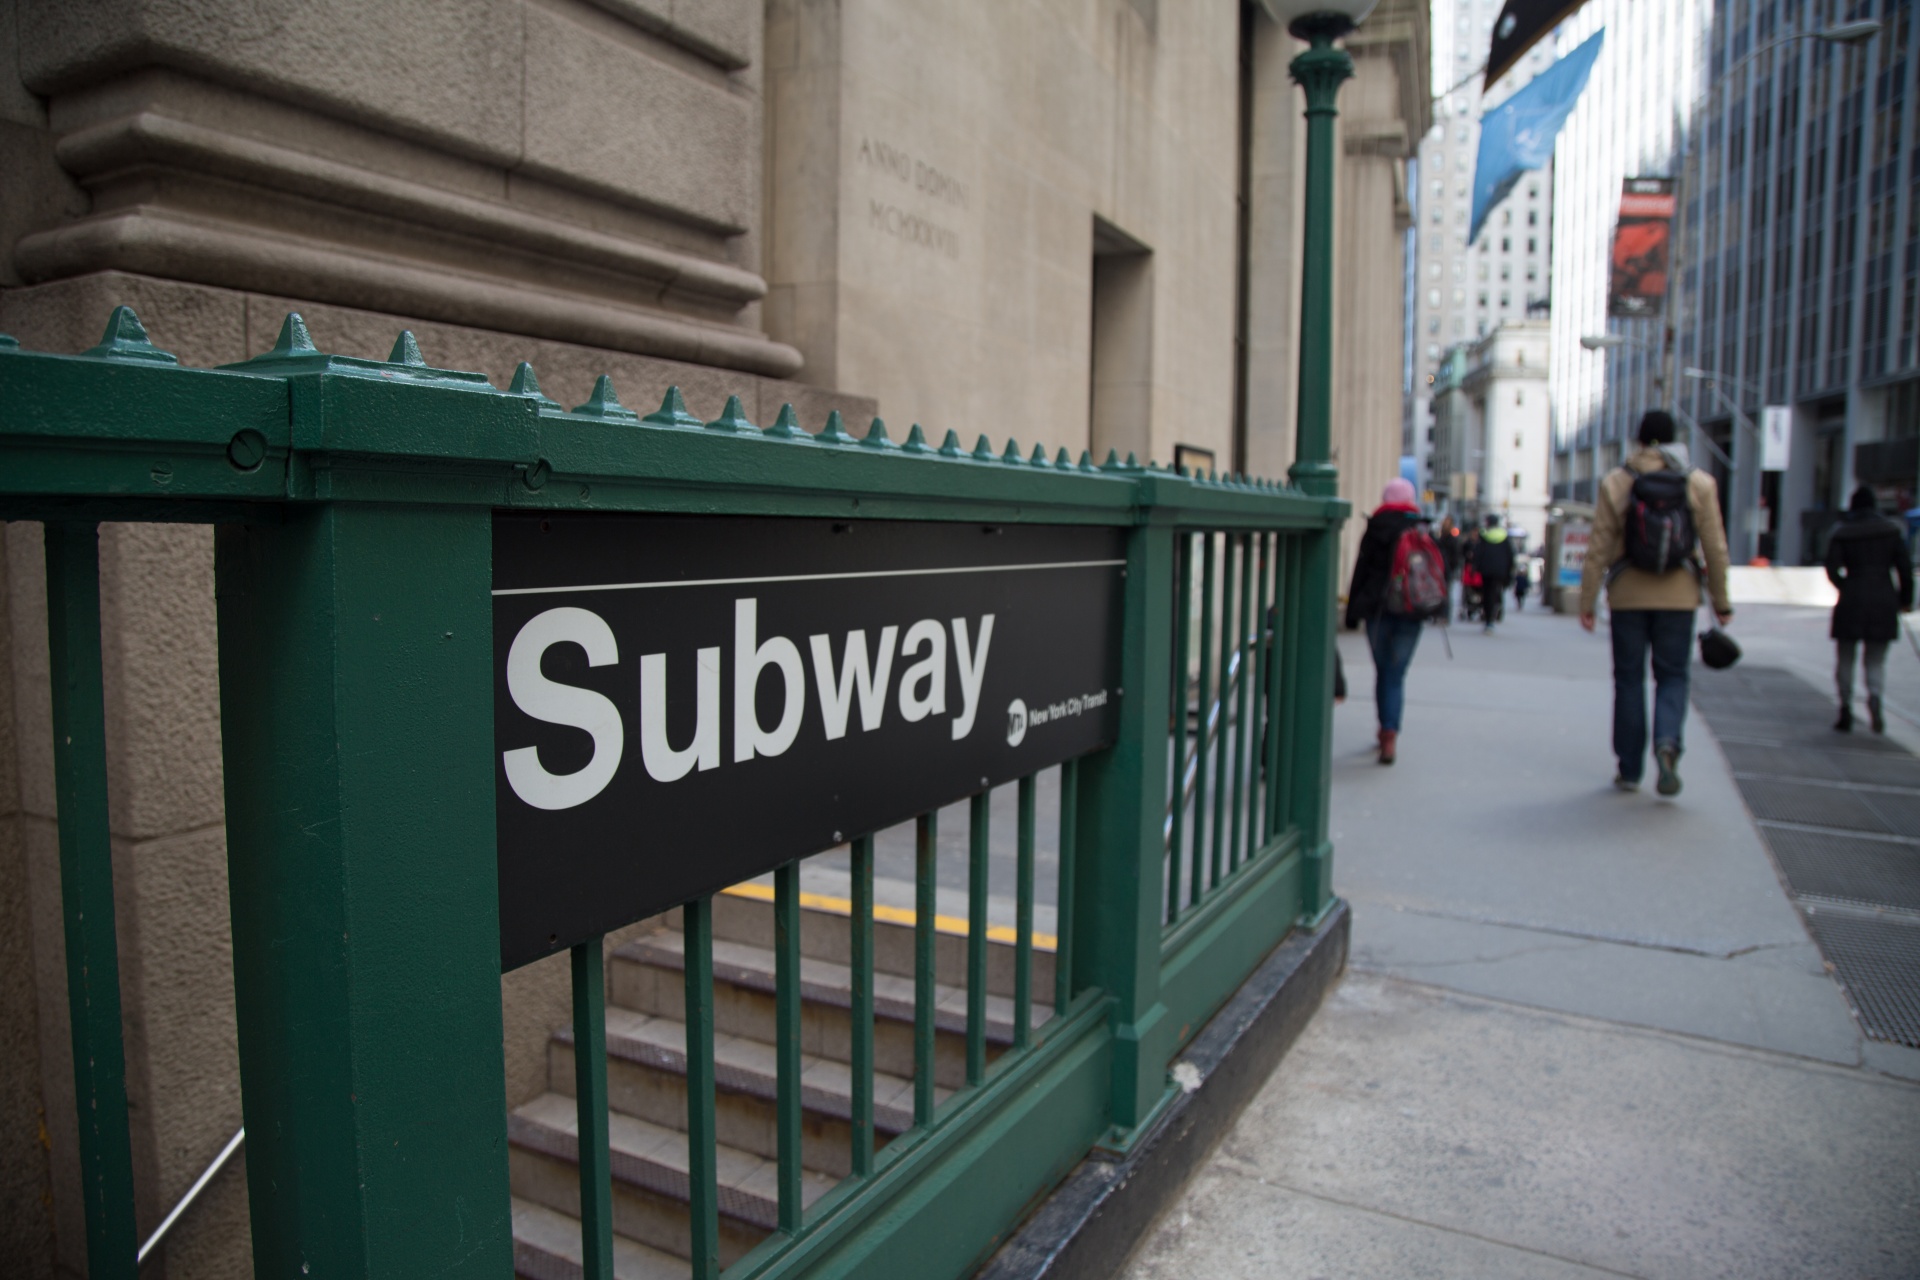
[1527,237,1538,254]
[1503,209,1512,226]
[1514,390,1523,406]
[1430,263,1443,279]
[1528,210,1538,227]
[1500,263,1511,280]
[1428,344,1441,359]
[1453,257,1465,278]
[1501,237,1511,252]
[1527,265,1538,281]
[1478,291,1489,307]
[1432,209,1444,224]
[1429,289,1441,307]
[1513,431,1523,447]
[1454,288,1465,304]
[1528,184,1539,199]
[1428,316,1440,333]
[1513,472,1522,489]
[1478,262,1489,281]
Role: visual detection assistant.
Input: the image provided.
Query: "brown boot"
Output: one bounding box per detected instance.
[1378,729,1397,765]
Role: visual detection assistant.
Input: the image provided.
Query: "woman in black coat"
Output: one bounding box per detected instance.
[1825,485,1914,733]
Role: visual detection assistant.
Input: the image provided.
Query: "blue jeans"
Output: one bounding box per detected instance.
[1610,608,1694,780]
[1366,614,1423,732]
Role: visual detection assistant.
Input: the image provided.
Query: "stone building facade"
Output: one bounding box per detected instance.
[0,2,1424,1274]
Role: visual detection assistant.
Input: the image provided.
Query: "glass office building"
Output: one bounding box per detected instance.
[1553,0,1910,567]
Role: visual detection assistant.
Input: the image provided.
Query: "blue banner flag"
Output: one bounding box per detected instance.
[1469,29,1605,244]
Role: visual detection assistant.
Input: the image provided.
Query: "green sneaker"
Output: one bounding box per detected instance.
[1655,744,1682,797]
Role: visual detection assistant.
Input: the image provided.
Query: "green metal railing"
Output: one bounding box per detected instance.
[0,306,1344,1279]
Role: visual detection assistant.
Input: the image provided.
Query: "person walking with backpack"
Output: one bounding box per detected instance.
[1471,515,1517,633]
[1826,485,1913,733]
[1346,477,1447,764]
[1579,410,1733,797]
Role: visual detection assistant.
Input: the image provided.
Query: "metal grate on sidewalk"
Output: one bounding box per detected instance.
[1694,663,1920,1048]
[1803,910,1920,1048]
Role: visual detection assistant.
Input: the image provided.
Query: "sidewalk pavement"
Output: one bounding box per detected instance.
[1123,599,1920,1280]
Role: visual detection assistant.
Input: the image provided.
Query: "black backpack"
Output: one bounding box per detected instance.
[1620,459,1697,575]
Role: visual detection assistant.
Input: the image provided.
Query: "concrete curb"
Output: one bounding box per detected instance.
[973,900,1351,1280]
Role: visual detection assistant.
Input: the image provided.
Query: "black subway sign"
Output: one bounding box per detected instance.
[493,513,1125,970]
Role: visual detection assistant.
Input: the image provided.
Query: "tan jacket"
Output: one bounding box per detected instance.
[1579,446,1733,615]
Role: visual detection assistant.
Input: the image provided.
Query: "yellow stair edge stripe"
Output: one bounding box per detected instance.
[719,882,1058,952]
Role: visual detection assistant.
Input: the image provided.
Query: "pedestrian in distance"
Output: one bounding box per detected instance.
[1470,514,1516,633]
[1345,477,1447,765]
[1579,410,1733,797]
[1513,554,1532,611]
[1825,484,1913,734]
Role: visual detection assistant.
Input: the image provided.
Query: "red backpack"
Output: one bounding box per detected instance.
[1384,526,1449,620]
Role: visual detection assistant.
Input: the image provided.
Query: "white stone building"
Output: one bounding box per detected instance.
[1408,0,1556,495]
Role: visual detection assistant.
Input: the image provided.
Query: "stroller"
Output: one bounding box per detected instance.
[1458,564,1485,624]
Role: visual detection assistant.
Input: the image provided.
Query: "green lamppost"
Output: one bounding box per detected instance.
[1263,0,1375,496]
[1261,0,1373,922]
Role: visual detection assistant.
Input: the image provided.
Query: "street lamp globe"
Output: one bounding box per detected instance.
[1257,0,1378,39]
[1817,20,1882,44]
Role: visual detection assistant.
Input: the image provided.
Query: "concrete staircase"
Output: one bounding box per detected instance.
[510,889,1055,1278]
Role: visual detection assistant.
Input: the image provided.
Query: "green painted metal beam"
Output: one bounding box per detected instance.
[1072,522,1176,1130]
[44,521,139,1278]
[213,504,511,1277]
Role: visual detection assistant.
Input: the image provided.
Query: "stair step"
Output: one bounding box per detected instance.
[511,1196,686,1280]
[611,930,1048,1087]
[687,888,1056,1000]
[552,1007,944,1178]
[510,1092,833,1263]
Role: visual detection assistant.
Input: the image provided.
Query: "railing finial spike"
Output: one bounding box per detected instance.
[1078,449,1096,473]
[764,403,805,439]
[705,394,755,433]
[387,330,426,366]
[817,410,856,445]
[573,374,639,421]
[1030,442,1050,467]
[939,429,965,458]
[861,417,895,449]
[85,305,178,365]
[972,434,997,461]
[903,424,930,454]
[507,362,560,408]
[1002,437,1024,465]
[271,312,318,356]
[643,386,705,428]
[1101,448,1124,472]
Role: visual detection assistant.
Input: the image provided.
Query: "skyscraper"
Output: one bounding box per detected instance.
[1408,0,1556,497]
[1551,0,1898,569]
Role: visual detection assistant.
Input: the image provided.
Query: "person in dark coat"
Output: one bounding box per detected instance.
[1826,485,1914,733]
[1469,514,1517,633]
[1345,478,1426,764]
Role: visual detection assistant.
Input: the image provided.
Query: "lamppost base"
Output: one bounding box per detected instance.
[1288,460,1339,497]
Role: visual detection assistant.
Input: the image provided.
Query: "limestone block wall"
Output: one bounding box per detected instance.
[765,0,1244,466]
[2,0,796,376]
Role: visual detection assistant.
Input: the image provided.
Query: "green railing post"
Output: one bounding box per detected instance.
[45,521,139,1278]
[1072,518,1175,1129]
[213,504,511,1276]
[1287,17,1353,923]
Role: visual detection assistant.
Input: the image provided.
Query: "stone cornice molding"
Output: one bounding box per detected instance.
[50,110,768,309]
[15,208,803,376]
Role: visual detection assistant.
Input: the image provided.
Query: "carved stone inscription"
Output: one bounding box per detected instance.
[859,135,966,259]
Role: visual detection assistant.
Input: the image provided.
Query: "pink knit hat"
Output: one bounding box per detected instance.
[1381,478,1417,507]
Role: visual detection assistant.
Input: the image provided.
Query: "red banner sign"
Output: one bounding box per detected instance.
[1608,177,1675,318]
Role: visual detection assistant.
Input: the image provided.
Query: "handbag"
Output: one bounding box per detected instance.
[1698,626,1741,670]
